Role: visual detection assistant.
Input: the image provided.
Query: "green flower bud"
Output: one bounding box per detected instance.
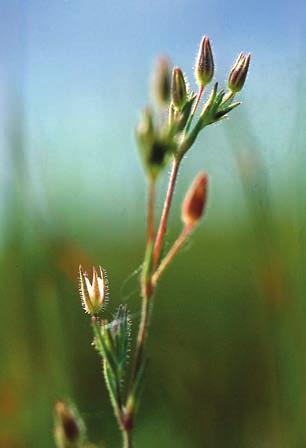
[171,67,187,110]
[144,139,173,179]
[228,53,251,93]
[136,109,174,180]
[195,36,214,87]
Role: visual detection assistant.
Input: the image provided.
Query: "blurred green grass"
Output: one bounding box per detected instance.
[1,93,306,448]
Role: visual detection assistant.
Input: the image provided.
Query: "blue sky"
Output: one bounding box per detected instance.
[0,0,306,223]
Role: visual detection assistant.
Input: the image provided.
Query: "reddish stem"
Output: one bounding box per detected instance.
[192,85,205,117]
[147,180,155,244]
[129,180,155,387]
[152,223,193,286]
[153,157,181,268]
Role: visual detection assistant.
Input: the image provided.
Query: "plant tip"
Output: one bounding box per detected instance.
[195,36,214,87]
[228,52,251,93]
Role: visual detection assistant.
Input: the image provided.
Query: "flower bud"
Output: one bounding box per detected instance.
[54,400,84,448]
[171,67,187,110]
[152,56,171,106]
[195,36,214,87]
[79,265,107,315]
[228,53,251,93]
[182,173,208,226]
[136,108,174,180]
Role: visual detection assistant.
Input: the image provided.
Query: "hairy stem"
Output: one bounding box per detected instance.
[126,179,156,444]
[132,180,156,377]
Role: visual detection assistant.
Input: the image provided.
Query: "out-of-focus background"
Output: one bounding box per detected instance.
[1,0,306,446]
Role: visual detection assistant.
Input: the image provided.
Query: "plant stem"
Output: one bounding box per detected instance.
[185,85,205,134]
[152,223,193,286]
[222,90,235,105]
[128,178,156,410]
[127,161,186,444]
[191,85,205,117]
[131,292,151,382]
[153,156,181,268]
[147,179,155,245]
[152,86,205,269]
[123,428,133,448]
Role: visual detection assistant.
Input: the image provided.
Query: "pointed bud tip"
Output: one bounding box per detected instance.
[228,52,251,93]
[195,36,214,87]
[182,173,209,226]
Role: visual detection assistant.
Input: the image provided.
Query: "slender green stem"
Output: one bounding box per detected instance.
[131,293,151,384]
[123,428,133,448]
[126,178,157,445]
[131,180,156,382]
[221,90,235,105]
[185,85,205,134]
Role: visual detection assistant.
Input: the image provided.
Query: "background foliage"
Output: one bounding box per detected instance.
[1,1,306,446]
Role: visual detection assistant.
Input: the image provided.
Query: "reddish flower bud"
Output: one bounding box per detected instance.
[228,52,251,93]
[195,36,214,87]
[182,173,208,226]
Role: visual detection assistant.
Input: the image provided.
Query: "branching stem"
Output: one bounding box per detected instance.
[123,428,133,448]
[152,223,193,286]
[185,85,205,134]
